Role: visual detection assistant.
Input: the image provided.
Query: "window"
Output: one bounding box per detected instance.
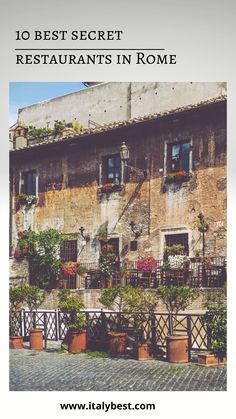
[104,154,121,184]
[167,141,190,173]
[165,233,189,256]
[60,240,77,289]
[60,240,77,263]
[130,240,138,251]
[21,170,37,195]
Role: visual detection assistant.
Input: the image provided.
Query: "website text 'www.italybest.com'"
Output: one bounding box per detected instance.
[60,401,156,413]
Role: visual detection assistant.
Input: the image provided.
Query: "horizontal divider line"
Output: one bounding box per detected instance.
[15,48,166,51]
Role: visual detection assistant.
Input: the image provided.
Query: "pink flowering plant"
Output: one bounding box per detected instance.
[137,255,157,272]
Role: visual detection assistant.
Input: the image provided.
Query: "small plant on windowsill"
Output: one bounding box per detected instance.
[17,193,37,206]
[77,265,88,278]
[165,170,190,183]
[99,183,122,194]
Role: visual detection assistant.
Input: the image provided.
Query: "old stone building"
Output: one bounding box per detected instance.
[9,82,227,292]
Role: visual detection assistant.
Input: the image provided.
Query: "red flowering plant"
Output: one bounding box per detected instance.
[13,249,24,261]
[137,255,157,272]
[165,170,189,183]
[62,261,80,277]
[99,183,121,194]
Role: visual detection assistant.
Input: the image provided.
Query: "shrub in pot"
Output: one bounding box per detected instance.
[157,285,198,363]
[199,291,226,366]
[9,286,26,349]
[24,285,45,350]
[58,289,87,353]
[124,287,158,360]
[99,285,134,355]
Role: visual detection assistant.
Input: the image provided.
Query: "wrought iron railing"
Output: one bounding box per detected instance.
[11,309,212,358]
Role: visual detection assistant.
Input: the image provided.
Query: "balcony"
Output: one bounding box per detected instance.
[58,257,226,290]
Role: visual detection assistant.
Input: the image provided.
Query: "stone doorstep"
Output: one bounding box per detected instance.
[197,352,227,367]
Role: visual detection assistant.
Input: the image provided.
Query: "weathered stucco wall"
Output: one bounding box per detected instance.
[39,288,225,312]
[9,257,29,286]
[18,82,226,129]
[11,101,226,262]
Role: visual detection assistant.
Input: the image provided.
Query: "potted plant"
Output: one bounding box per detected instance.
[58,289,87,353]
[15,228,66,289]
[24,285,45,350]
[198,290,226,366]
[157,285,198,363]
[136,255,157,287]
[125,287,158,360]
[99,286,132,356]
[99,251,117,288]
[77,265,88,278]
[62,261,79,276]
[9,286,26,349]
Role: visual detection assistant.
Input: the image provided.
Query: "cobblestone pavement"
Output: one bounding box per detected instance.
[10,342,226,391]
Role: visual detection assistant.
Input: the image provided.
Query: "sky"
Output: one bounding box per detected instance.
[9,82,86,126]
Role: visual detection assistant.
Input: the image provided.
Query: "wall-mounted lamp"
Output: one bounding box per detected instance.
[120,141,147,179]
[79,226,90,243]
[79,226,85,239]
[129,221,142,239]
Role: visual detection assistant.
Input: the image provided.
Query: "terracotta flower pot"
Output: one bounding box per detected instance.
[30,328,44,350]
[108,332,126,356]
[68,330,86,353]
[135,343,153,361]
[10,336,23,349]
[198,352,227,367]
[166,335,189,363]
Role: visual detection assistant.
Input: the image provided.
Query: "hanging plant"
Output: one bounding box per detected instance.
[62,261,80,277]
[194,213,209,233]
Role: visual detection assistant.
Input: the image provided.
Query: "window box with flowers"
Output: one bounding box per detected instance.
[17,193,37,207]
[98,183,123,195]
[165,170,190,184]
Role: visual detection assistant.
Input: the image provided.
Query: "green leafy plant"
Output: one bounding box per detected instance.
[28,125,52,138]
[58,290,86,331]
[203,304,226,359]
[16,228,66,288]
[99,252,117,278]
[53,119,67,135]
[194,212,209,233]
[77,266,87,276]
[99,285,133,312]
[164,244,186,257]
[86,350,109,358]
[124,287,158,344]
[9,286,27,336]
[24,285,45,311]
[17,193,37,207]
[72,120,84,133]
[24,285,45,329]
[157,286,199,335]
